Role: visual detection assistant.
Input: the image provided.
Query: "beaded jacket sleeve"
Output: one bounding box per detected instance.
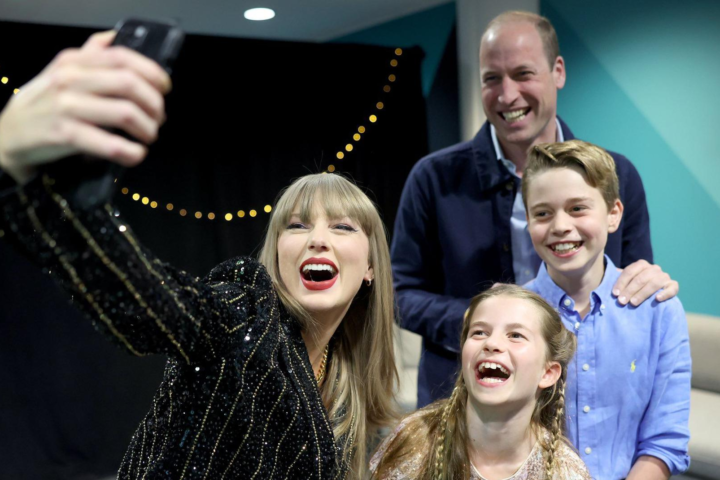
[0,172,350,480]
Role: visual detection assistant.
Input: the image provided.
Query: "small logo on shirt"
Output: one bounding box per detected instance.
[631,359,636,373]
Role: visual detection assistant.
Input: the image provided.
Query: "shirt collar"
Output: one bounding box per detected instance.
[532,255,620,312]
[490,117,566,173]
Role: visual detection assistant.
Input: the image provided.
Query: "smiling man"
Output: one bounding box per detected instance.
[391,10,679,407]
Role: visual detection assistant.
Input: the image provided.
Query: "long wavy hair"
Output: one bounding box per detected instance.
[373,285,576,479]
[259,173,398,478]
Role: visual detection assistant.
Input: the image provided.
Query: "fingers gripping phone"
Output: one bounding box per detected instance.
[47,18,185,208]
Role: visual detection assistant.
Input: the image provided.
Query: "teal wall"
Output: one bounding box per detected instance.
[543,0,720,316]
[332,2,456,96]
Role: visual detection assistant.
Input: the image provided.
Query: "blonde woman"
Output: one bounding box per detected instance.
[371,285,589,480]
[0,32,397,479]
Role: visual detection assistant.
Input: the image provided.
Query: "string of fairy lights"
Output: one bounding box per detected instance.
[1,46,405,223]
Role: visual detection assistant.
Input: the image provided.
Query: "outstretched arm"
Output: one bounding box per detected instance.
[0,31,256,364]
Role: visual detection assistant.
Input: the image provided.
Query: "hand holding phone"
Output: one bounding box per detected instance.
[44,19,185,207]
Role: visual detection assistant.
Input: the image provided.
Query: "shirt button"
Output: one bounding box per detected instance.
[563,299,572,307]
[582,364,590,371]
[574,322,581,330]
[583,405,591,413]
[585,447,592,455]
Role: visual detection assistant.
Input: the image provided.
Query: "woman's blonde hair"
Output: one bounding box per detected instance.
[373,285,576,479]
[259,173,398,477]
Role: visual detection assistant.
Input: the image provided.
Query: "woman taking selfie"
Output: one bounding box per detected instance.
[0,31,397,479]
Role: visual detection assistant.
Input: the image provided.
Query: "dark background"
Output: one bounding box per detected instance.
[0,20,432,479]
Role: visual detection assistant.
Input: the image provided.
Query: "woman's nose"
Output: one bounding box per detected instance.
[308,230,330,252]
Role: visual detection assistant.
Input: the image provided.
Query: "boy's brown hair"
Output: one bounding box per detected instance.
[522,139,620,211]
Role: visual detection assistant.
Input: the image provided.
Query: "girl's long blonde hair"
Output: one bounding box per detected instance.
[259,173,398,478]
[373,284,576,479]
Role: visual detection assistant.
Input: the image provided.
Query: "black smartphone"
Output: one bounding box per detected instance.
[45,18,185,208]
[112,18,185,75]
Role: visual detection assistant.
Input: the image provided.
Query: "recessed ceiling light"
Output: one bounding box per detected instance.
[244,8,276,21]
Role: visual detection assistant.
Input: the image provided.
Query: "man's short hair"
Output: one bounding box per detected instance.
[483,11,560,68]
[522,139,620,211]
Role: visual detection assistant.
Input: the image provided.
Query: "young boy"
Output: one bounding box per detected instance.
[522,140,690,480]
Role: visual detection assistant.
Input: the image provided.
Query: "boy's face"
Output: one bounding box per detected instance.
[526,166,623,281]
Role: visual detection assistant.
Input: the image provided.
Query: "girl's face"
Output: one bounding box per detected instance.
[277,205,373,321]
[461,295,561,412]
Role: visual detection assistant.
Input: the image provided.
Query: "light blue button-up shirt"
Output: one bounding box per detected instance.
[526,256,691,479]
[490,118,564,286]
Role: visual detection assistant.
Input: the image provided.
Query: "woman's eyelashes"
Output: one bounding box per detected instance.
[333,223,358,232]
[284,222,358,232]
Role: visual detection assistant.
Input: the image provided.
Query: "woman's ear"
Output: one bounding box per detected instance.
[538,361,562,389]
[364,265,374,283]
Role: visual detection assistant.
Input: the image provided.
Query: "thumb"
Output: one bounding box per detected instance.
[82,30,117,51]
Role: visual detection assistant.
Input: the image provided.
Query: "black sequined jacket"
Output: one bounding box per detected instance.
[0,173,353,480]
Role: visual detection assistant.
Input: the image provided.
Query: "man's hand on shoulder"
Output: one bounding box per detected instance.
[613,259,679,306]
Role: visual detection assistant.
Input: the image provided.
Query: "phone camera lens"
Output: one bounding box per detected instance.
[134,26,147,38]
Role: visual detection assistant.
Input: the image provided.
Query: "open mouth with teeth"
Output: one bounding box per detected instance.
[476,361,511,386]
[549,241,583,257]
[300,259,339,291]
[501,107,531,124]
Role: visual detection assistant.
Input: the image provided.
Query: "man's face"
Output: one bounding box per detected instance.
[480,22,566,150]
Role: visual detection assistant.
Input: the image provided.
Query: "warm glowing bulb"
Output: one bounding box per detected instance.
[225,213,233,221]
[328,165,336,173]
[383,85,391,93]
[195,212,202,219]
[376,102,384,110]
[142,197,149,205]
[358,126,366,133]
[353,134,361,141]
[389,74,396,82]
[369,115,377,123]
[238,210,246,218]
[121,187,129,195]
[150,201,158,208]
[208,213,215,220]
[390,59,398,67]
[264,205,272,213]
[1,77,8,84]
[345,144,353,152]
[336,151,345,159]
[132,193,140,201]
[167,203,174,211]
[250,210,257,217]
[179,209,187,216]
[244,8,275,21]
[13,88,20,94]
[395,48,403,56]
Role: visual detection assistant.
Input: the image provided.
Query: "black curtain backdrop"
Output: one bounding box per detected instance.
[0,20,428,479]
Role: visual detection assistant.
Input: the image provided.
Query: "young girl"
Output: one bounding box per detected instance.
[371,285,590,479]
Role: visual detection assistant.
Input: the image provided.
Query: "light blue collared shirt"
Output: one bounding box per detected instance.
[526,256,691,479]
[490,118,564,285]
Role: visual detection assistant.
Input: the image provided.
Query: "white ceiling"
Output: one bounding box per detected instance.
[0,0,452,42]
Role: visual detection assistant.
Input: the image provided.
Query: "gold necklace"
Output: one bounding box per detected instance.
[315,343,330,386]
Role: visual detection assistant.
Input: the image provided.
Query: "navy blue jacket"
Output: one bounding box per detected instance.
[391,119,653,406]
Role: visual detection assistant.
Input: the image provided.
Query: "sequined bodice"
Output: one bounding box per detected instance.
[370,414,590,480]
[0,175,352,479]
